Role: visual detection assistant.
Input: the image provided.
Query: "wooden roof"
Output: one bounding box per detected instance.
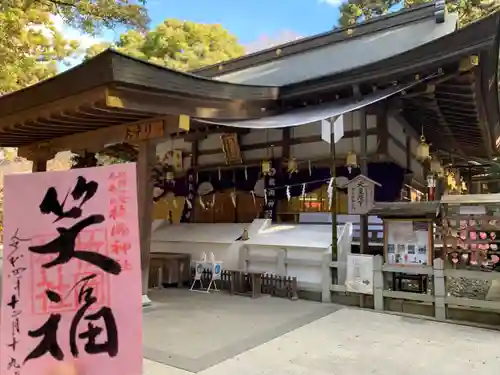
[0,51,279,147]
[194,2,444,78]
[0,2,499,159]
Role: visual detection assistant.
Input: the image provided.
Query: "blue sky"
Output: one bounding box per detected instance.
[66,0,345,55]
[144,0,344,46]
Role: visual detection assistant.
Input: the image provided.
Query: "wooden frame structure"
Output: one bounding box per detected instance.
[0,1,499,301]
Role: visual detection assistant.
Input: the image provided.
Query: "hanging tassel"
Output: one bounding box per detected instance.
[264,189,268,204]
[327,178,333,209]
[218,168,222,181]
[301,183,306,198]
[230,191,236,207]
[347,166,352,174]
[286,185,291,201]
[198,196,206,210]
[250,190,256,207]
[308,160,312,176]
[244,166,248,180]
[186,198,192,209]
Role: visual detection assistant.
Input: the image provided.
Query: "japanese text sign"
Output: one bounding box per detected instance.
[347,174,381,215]
[125,121,164,142]
[1,164,142,375]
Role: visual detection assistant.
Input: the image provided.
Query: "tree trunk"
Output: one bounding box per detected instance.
[136,140,156,303]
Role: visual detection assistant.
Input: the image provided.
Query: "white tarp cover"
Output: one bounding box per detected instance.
[152,223,248,244]
[244,224,346,249]
[197,84,413,129]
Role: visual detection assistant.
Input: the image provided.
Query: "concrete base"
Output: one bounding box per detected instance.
[143,288,339,373]
[142,294,152,307]
[486,279,500,301]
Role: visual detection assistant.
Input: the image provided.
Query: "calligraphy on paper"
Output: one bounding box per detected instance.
[1,164,142,375]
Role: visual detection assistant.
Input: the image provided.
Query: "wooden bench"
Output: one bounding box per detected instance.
[149,252,191,288]
[228,270,263,298]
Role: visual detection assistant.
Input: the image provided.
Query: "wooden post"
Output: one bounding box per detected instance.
[32,158,47,172]
[321,252,332,303]
[359,108,369,308]
[373,255,384,311]
[329,117,338,270]
[433,257,446,320]
[136,140,156,305]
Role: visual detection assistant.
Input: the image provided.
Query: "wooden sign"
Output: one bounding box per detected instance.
[165,149,183,171]
[347,174,381,214]
[125,121,164,142]
[220,133,242,164]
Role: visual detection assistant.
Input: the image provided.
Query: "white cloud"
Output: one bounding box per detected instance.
[318,0,344,6]
[51,15,104,52]
[245,30,303,54]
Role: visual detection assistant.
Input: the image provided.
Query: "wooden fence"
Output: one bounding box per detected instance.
[191,268,299,300]
[326,255,500,325]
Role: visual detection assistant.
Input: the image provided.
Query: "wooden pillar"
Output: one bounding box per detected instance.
[359,108,369,255]
[32,158,47,172]
[359,107,368,309]
[136,140,156,304]
[375,104,388,158]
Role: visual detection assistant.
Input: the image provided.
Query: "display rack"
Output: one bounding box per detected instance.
[440,194,500,271]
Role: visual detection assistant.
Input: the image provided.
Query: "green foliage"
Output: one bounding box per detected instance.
[337,0,499,28]
[1,0,149,35]
[0,7,79,94]
[85,19,245,71]
[0,0,149,94]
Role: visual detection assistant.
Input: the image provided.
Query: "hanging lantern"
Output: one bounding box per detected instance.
[287,157,298,174]
[346,151,358,168]
[261,160,271,174]
[430,157,441,174]
[416,135,430,161]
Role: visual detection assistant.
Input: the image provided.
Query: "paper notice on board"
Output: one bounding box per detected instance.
[345,254,374,295]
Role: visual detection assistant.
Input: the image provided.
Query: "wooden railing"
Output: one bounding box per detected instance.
[326,256,500,324]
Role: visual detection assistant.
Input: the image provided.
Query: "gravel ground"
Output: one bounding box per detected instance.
[447,277,492,300]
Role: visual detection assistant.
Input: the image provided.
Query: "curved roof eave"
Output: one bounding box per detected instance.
[0,49,280,121]
[281,11,500,98]
[193,2,450,82]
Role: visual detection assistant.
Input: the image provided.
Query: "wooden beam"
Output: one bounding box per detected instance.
[282,128,291,160]
[195,153,381,171]
[198,128,378,156]
[106,86,275,120]
[18,115,181,159]
[0,87,108,133]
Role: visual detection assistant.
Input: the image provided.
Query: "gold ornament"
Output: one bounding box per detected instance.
[416,135,430,161]
[346,151,358,167]
[261,160,271,174]
[287,157,298,173]
[430,157,441,173]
